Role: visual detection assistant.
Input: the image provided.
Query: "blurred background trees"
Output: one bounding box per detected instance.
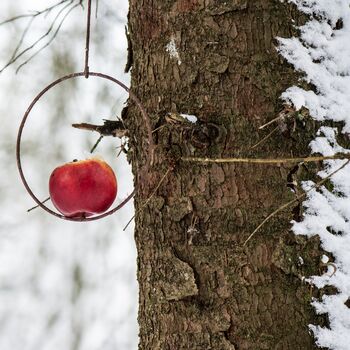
[0,1,138,349]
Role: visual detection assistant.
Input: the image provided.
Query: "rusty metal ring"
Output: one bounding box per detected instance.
[16,71,154,222]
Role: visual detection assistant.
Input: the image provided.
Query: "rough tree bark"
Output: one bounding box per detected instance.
[125,1,328,349]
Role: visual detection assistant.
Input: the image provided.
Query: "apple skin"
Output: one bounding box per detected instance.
[49,158,117,218]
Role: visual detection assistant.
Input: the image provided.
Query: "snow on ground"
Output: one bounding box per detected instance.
[279,0,350,348]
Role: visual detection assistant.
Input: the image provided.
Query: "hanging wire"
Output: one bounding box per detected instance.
[84,0,92,78]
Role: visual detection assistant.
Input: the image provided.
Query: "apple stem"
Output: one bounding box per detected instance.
[27,196,51,213]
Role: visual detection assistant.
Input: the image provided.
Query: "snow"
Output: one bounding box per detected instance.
[165,37,182,65]
[279,0,350,348]
[180,113,198,123]
[278,0,350,132]
[322,254,330,264]
[310,127,349,156]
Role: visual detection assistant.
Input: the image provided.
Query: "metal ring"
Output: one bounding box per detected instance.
[16,71,153,222]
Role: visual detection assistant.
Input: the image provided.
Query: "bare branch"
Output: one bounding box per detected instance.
[72,120,128,138]
[181,153,350,164]
[90,135,104,153]
[123,167,172,231]
[7,1,75,72]
[244,159,350,246]
[27,197,51,212]
[0,0,71,25]
[0,0,83,73]
[15,2,81,74]
[249,126,279,150]
[10,17,35,61]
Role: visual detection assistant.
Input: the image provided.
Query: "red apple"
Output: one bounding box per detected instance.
[49,158,117,218]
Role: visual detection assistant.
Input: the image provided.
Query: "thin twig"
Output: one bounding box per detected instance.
[27,197,51,212]
[181,153,350,165]
[90,135,103,153]
[0,0,81,73]
[15,2,80,74]
[0,0,70,25]
[259,105,294,130]
[10,17,35,61]
[243,159,350,246]
[259,114,286,130]
[250,126,279,150]
[143,168,171,208]
[72,120,127,137]
[1,0,74,72]
[123,214,135,231]
[151,124,166,134]
[123,168,172,231]
[326,263,337,277]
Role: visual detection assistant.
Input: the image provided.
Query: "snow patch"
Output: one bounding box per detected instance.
[180,114,197,123]
[166,38,182,65]
[278,0,350,132]
[322,255,330,264]
[279,1,350,348]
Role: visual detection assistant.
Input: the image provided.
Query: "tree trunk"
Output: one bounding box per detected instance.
[125,1,326,349]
